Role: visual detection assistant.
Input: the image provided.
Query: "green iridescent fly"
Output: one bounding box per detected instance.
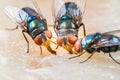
[4,0,56,55]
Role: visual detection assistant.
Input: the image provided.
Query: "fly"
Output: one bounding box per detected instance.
[70,29,120,64]
[52,0,87,54]
[4,0,56,55]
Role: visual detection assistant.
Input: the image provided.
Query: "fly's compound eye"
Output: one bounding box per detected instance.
[67,34,78,44]
[74,40,81,53]
[34,30,52,45]
[56,34,78,46]
[34,35,43,45]
[56,37,62,46]
[44,30,52,39]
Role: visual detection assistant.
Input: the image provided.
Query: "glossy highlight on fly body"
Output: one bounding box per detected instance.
[4,0,56,55]
[70,30,120,64]
[52,0,87,54]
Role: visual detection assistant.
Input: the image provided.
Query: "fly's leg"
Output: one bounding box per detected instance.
[6,25,19,31]
[22,29,29,53]
[56,46,59,49]
[79,53,94,63]
[109,53,120,64]
[69,51,86,59]
[79,23,86,36]
[40,46,42,55]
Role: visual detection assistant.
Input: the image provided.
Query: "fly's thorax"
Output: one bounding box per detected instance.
[27,16,47,39]
[81,37,95,53]
[81,33,101,53]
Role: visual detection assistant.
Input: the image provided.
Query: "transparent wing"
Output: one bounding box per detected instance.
[24,0,44,19]
[4,6,28,24]
[102,30,120,35]
[52,0,87,22]
[52,0,65,21]
[95,38,120,47]
[75,0,87,18]
[91,30,120,48]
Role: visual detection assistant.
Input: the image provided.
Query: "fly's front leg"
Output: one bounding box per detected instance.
[22,29,29,53]
[79,23,86,36]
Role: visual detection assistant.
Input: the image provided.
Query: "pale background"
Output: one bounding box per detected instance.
[0,0,120,80]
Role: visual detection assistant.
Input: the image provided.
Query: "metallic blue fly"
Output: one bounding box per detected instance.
[70,30,120,64]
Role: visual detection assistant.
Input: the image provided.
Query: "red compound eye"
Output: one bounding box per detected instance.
[34,35,42,45]
[56,37,62,46]
[74,40,81,53]
[44,30,52,39]
[67,34,77,44]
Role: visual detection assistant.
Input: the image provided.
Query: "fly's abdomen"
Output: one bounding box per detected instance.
[100,35,120,53]
[28,18,47,39]
[100,45,119,53]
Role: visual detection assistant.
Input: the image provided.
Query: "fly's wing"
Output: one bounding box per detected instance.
[24,0,44,19]
[91,30,120,48]
[92,30,120,64]
[71,0,87,20]
[4,6,28,25]
[52,0,87,22]
[52,0,65,21]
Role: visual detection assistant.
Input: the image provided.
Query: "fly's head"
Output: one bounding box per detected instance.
[34,30,52,45]
[57,34,78,46]
[74,38,82,53]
